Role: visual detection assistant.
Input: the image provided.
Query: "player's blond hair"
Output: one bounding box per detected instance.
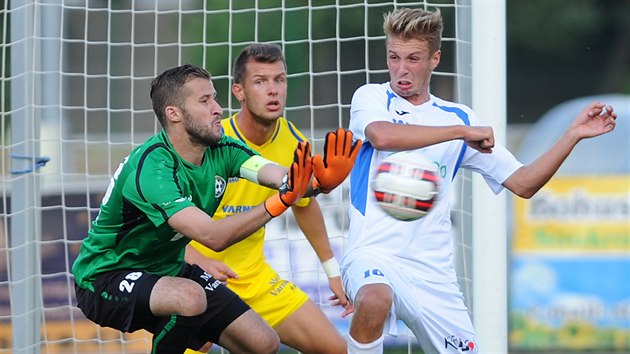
[383,8,443,53]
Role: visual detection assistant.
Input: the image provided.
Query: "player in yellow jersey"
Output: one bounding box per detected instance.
[184,43,354,353]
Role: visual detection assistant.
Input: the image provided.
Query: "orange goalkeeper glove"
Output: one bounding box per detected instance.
[264,141,313,217]
[312,128,362,194]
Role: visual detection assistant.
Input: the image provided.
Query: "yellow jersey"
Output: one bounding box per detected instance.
[189,114,310,278]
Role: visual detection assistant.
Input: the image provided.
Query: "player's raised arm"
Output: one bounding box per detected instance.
[170,141,313,251]
[365,121,494,153]
[503,102,617,199]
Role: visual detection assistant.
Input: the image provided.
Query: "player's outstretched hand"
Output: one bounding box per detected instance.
[264,141,313,217]
[312,128,362,194]
[571,101,617,139]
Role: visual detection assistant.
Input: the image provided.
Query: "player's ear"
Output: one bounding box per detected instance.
[164,105,182,123]
[232,82,244,101]
[431,49,441,70]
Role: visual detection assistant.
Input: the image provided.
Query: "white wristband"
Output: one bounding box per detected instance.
[321,257,341,278]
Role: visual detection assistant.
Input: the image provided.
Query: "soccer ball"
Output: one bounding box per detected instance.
[372,151,439,221]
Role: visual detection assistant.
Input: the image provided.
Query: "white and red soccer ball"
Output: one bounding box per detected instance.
[372,151,439,221]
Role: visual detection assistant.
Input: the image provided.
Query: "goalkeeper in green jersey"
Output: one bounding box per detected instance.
[71,64,360,354]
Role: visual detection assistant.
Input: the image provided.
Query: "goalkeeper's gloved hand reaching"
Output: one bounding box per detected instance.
[264,141,313,217]
[312,128,362,194]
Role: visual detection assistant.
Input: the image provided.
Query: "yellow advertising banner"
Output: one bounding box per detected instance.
[513,175,630,253]
[510,175,630,351]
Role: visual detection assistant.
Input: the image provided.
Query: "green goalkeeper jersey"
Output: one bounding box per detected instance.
[72,130,258,290]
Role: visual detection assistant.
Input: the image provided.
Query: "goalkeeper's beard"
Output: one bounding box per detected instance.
[183,109,222,147]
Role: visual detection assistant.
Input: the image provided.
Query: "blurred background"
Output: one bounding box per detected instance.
[504,3,629,350]
[507,0,629,124]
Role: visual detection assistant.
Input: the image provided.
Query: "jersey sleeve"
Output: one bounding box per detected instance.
[123,146,195,227]
[461,111,524,194]
[462,144,523,194]
[349,84,392,142]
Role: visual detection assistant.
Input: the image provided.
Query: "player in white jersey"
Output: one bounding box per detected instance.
[347,87,522,283]
[343,7,617,354]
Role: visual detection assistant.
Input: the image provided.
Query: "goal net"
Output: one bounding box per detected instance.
[0,1,504,353]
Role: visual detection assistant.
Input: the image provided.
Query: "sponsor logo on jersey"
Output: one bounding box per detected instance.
[215,176,227,198]
[395,110,410,116]
[221,204,255,214]
[391,117,410,125]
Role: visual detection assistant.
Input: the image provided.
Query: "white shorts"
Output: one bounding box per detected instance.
[342,251,479,353]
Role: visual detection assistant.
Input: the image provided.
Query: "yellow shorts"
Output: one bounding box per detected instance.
[227,261,309,328]
[184,262,308,353]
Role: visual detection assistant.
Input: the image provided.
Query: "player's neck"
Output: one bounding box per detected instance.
[165,129,206,166]
[235,111,278,146]
[404,92,431,106]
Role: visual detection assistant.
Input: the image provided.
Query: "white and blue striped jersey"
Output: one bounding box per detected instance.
[345,82,523,283]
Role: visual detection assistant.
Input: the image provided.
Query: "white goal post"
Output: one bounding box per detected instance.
[0,1,506,353]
